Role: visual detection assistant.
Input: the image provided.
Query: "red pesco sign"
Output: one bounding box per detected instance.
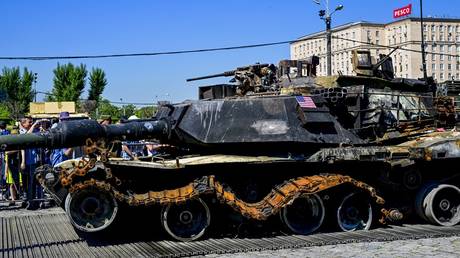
[393,4,412,19]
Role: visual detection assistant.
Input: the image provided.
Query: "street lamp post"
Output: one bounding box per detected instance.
[315,0,343,76]
[325,14,332,76]
[33,73,38,102]
[420,0,428,81]
[120,98,125,117]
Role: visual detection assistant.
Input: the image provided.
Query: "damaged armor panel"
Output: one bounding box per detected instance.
[169,96,364,148]
[362,88,433,131]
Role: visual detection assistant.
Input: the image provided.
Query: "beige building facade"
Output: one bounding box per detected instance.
[290,18,460,82]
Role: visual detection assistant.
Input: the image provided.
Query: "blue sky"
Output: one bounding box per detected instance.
[1,0,459,104]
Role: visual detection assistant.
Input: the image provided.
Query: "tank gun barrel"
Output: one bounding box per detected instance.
[0,119,169,151]
[186,71,235,82]
[186,63,272,82]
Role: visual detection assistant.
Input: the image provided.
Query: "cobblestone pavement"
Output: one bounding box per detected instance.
[205,236,460,258]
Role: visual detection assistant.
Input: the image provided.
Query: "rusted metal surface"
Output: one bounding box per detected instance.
[69,174,384,221]
[307,131,460,164]
[380,208,404,224]
[434,96,457,126]
[108,155,291,169]
[400,131,460,161]
[54,141,384,222]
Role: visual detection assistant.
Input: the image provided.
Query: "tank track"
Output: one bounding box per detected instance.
[69,173,384,221]
[39,139,386,222]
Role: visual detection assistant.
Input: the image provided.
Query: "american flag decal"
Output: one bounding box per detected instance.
[296,96,317,108]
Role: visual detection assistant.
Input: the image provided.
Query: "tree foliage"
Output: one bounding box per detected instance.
[93,100,157,121]
[0,67,34,119]
[135,106,157,118]
[47,63,87,101]
[88,68,107,103]
[121,104,137,118]
[96,99,121,120]
[0,104,10,120]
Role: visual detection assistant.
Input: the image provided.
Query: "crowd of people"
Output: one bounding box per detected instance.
[0,113,165,209]
[0,112,84,209]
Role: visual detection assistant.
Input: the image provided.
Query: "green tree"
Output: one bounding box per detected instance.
[47,63,87,101]
[122,104,137,118]
[0,104,10,120]
[88,68,107,104]
[135,106,157,118]
[96,99,121,120]
[0,67,34,119]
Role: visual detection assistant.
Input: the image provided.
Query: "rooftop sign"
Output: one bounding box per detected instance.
[393,4,412,19]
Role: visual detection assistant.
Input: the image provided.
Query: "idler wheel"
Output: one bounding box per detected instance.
[416,184,460,226]
[336,192,373,231]
[280,193,325,235]
[161,198,210,241]
[65,186,118,233]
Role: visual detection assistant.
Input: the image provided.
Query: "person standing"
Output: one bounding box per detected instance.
[0,120,10,200]
[121,115,145,160]
[19,117,41,210]
[50,112,75,167]
[5,150,21,206]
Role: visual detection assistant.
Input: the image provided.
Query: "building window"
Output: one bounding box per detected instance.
[440,54,445,61]
[457,35,460,42]
[440,45,444,52]
[432,63,436,70]
[440,25,444,31]
[448,73,452,79]
[440,34,444,41]
[432,45,437,52]
[440,73,444,80]
[448,63,452,70]
[457,64,460,70]
[456,73,460,79]
[432,25,436,32]
[457,26,460,33]
[448,25,453,33]
[432,73,436,79]
[432,54,436,61]
[424,25,428,32]
[448,55,452,61]
[431,34,436,41]
[440,63,445,70]
[457,46,460,53]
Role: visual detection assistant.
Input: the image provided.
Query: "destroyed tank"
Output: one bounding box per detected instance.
[1,50,459,241]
